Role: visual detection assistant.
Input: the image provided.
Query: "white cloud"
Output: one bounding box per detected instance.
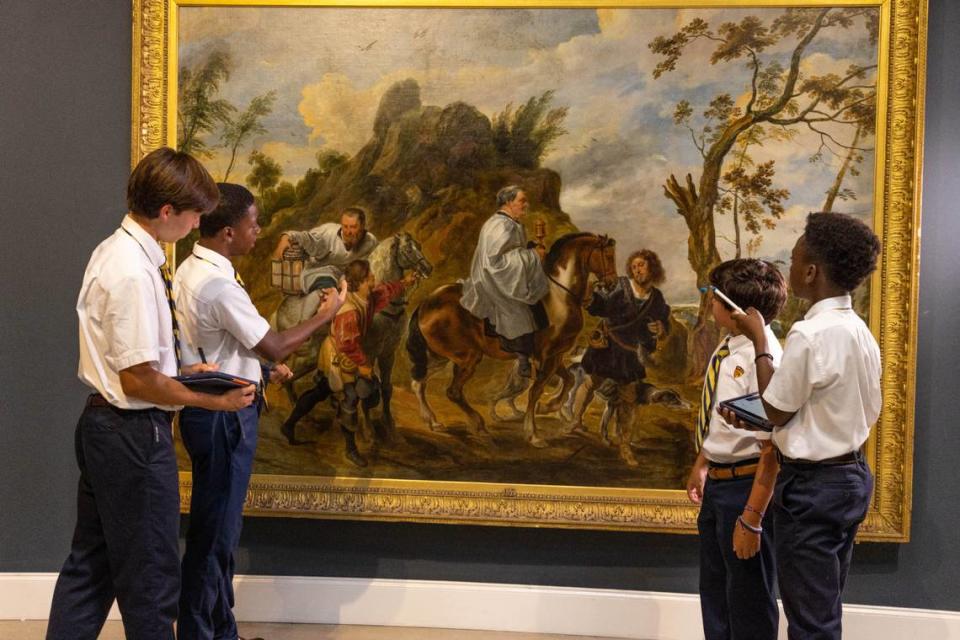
[178,5,880,298]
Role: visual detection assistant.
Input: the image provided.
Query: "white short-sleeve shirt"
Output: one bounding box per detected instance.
[173,243,271,383]
[77,215,178,410]
[701,326,783,464]
[764,295,881,460]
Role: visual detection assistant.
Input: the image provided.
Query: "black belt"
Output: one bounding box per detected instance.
[708,457,761,470]
[777,449,862,466]
[87,393,174,420]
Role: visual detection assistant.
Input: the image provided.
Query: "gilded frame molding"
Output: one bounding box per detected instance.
[132,0,926,540]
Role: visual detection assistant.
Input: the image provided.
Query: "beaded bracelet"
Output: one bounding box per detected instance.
[743,504,765,518]
[737,515,763,535]
[755,352,774,363]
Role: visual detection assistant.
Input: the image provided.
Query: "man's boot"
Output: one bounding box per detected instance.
[341,419,366,468]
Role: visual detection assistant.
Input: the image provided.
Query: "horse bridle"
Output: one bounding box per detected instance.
[548,236,615,302]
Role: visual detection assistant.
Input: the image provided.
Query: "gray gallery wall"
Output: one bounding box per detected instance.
[2,0,958,612]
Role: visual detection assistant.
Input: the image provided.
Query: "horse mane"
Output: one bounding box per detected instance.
[543,232,597,271]
[368,234,398,281]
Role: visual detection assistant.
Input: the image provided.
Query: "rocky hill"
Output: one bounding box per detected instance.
[238,79,577,309]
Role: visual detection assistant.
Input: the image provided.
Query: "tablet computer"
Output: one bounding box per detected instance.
[718,392,774,432]
[174,372,257,395]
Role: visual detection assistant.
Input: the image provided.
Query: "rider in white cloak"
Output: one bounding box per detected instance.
[460,185,549,377]
[273,206,378,293]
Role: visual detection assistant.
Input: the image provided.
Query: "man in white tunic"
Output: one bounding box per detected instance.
[461,185,549,377]
[272,206,378,293]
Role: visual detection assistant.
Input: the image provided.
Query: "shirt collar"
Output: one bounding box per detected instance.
[724,333,752,354]
[121,215,166,268]
[804,294,853,320]
[191,242,234,272]
[496,210,519,224]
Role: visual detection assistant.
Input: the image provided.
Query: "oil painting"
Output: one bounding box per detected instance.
[132,0,925,537]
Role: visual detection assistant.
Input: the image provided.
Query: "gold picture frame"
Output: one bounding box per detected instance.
[133,0,926,540]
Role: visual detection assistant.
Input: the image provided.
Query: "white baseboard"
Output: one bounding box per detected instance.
[3,573,958,640]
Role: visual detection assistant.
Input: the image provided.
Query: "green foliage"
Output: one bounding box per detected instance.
[259,180,296,226]
[246,150,282,197]
[719,160,789,232]
[177,51,234,158]
[221,91,276,182]
[294,150,348,203]
[492,91,568,169]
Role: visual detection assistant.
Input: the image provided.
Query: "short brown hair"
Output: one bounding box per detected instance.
[126,147,219,219]
[344,260,371,292]
[709,259,787,323]
[625,249,666,286]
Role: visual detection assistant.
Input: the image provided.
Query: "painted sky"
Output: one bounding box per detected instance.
[179,7,879,304]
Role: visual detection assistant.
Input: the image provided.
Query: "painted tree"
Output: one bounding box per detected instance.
[177,50,234,158]
[649,7,878,371]
[295,150,348,202]
[221,91,276,182]
[492,90,568,169]
[816,90,876,212]
[650,8,878,285]
[674,107,793,258]
[246,150,282,198]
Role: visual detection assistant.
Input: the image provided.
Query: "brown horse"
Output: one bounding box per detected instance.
[406,232,618,447]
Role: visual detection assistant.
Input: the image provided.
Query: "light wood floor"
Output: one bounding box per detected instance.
[0,621,625,639]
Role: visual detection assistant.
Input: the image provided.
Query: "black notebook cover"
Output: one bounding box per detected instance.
[174,372,257,395]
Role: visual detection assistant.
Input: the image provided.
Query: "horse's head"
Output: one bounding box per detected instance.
[396,231,433,278]
[587,234,618,286]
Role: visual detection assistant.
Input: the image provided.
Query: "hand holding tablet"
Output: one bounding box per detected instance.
[175,371,258,395]
[718,392,774,432]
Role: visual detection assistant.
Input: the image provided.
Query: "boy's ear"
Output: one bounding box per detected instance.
[222,225,235,242]
[157,203,176,221]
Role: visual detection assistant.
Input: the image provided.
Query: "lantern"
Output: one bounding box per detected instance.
[271,240,306,295]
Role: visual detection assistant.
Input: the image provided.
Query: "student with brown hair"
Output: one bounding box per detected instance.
[687,258,788,640]
[46,148,256,640]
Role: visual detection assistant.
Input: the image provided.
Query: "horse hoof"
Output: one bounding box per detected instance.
[559,406,573,422]
[428,421,446,432]
[620,445,640,467]
[527,434,549,449]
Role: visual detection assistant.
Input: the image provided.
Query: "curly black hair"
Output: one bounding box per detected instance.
[803,212,881,291]
[709,259,787,323]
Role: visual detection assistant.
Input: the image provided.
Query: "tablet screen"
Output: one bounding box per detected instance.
[727,394,767,420]
[719,392,772,431]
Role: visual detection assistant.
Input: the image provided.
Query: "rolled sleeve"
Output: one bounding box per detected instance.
[213,285,271,350]
[101,274,161,371]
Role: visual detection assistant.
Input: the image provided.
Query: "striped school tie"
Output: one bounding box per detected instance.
[159,263,182,373]
[695,338,730,451]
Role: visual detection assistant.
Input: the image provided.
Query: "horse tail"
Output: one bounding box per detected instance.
[406,307,431,381]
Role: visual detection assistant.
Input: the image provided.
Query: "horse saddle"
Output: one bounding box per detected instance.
[482,302,548,339]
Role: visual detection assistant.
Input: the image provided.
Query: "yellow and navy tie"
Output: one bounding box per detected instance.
[159,263,182,373]
[695,338,730,451]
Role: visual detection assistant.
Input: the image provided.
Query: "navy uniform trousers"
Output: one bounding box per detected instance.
[47,399,180,640]
[698,475,779,640]
[774,454,873,640]
[177,403,259,640]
